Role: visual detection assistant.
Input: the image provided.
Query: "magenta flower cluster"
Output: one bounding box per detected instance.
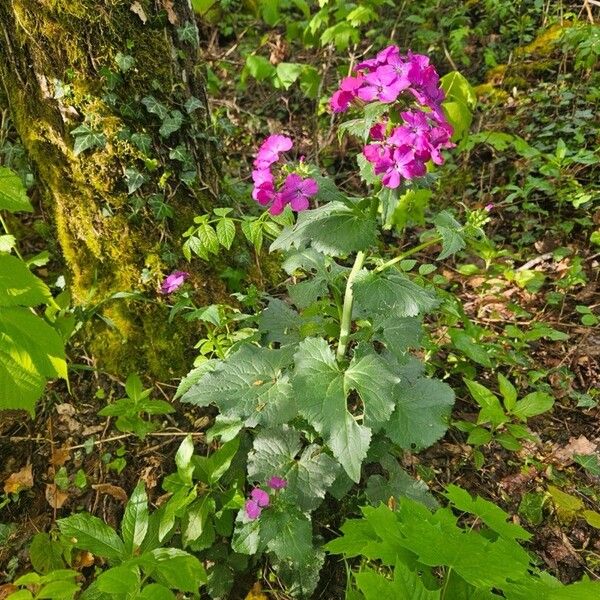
[330,46,454,189]
[244,476,287,520]
[251,135,318,215]
[160,270,189,294]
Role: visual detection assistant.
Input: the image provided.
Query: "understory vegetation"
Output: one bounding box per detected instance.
[0,1,599,599]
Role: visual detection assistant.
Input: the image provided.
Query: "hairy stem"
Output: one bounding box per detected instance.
[336,250,366,362]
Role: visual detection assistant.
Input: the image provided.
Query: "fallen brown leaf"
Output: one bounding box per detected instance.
[0,584,17,600]
[3,464,33,494]
[45,483,69,509]
[92,483,128,503]
[553,436,597,465]
[162,0,178,24]
[130,1,148,23]
[51,444,71,468]
[72,551,95,569]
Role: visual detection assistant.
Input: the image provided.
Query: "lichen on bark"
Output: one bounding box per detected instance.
[0,0,226,378]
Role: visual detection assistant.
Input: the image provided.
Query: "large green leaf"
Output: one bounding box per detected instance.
[0,254,52,307]
[138,548,206,592]
[259,508,313,564]
[384,363,454,451]
[345,352,399,431]
[353,269,438,320]
[58,513,125,561]
[96,565,140,596]
[121,481,149,556]
[0,166,32,213]
[180,345,296,427]
[271,201,377,257]
[355,562,441,600]
[247,427,340,511]
[0,307,67,415]
[292,338,371,481]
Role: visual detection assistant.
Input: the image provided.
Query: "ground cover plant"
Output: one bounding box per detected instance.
[0,1,599,599]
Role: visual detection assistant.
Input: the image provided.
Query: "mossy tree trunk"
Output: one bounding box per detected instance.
[0,0,224,378]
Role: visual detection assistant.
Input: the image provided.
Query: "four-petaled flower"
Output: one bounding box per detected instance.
[160,271,189,294]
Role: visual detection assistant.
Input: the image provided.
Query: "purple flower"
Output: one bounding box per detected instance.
[253,134,293,169]
[267,476,287,490]
[485,203,494,212]
[251,487,270,507]
[245,499,262,520]
[160,271,189,294]
[278,174,319,213]
[357,66,405,103]
[330,76,364,113]
[381,146,426,188]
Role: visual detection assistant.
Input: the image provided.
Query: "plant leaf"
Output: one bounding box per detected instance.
[58,513,125,561]
[0,166,32,213]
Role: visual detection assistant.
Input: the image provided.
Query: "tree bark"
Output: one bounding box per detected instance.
[0,0,224,378]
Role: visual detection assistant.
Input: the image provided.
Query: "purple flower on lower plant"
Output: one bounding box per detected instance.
[245,487,270,520]
[267,476,287,490]
[160,271,189,294]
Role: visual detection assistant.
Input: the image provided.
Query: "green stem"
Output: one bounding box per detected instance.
[374,235,441,274]
[0,213,23,260]
[336,250,366,362]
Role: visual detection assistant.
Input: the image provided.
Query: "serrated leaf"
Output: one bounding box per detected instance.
[355,561,440,600]
[245,55,276,81]
[384,372,454,451]
[353,269,438,320]
[247,427,339,511]
[373,314,423,357]
[58,513,125,561]
[181,345,296,428]
[196,222,219,255]
[258,298,302,345]
[121,481,149,556]
[276,62,303,89]
[271,202,377,257]
[292,338,371,481]
[0,307,67,415]
[0,166,32,213]
[345,352,399,431]
[216,218,236,249]
[574,454,600,477]
[0,254,52,307]
[259,508,313,564]
[29,533,65,574]
[445,484,531,540]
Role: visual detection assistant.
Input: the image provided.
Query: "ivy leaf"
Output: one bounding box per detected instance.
[0,166,32,213]
[121,481,149,556]
[271,201,377,257]
[353,270,438,319]
[142,96,169,120]
[184,96,204,114]
[247,427,340,511]
[180,345,296,428]
[124,167,146,195]
[71,124,106,156]
[58,513,125,561]
[384,362,454,451]
[292,338,371,481]
[159,111,184,138]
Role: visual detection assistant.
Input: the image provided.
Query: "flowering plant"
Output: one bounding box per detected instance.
[178,46,478,594]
